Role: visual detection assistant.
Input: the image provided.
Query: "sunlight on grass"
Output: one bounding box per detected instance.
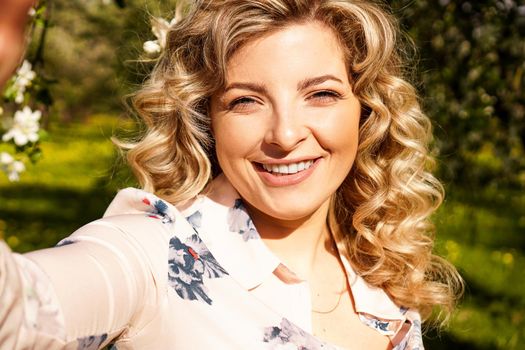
[0,114,136,251]
[433,191,525,350]
[0,114,133,190]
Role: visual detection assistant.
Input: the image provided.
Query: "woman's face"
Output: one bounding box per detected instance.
[210,22,361,222]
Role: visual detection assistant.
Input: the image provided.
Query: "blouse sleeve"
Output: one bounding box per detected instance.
[0,214,170,349]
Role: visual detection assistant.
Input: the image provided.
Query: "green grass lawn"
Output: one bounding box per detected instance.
[1,115,523,349]
[428,188,525,349]
[0,114,137,251]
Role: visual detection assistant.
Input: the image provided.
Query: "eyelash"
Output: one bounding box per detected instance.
[226,90,342,111]
[308,90,341,102]
[228,97,257,110]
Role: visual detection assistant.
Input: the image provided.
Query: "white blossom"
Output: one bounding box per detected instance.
[0,152,25,182]
[151,17,171,50]
[2,106,41,146]
[15,60,36,89]
[143,40,162,54]
[14,90,25,104]
[143,9,181,54]
[0,152,13,164]
[28,7,36,16]
[12,60,36,105]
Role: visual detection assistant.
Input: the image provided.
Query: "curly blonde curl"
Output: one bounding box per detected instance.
[124,0,463,322]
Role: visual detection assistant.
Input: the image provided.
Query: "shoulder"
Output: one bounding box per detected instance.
[75,187,180,238]
[53,188,187,282]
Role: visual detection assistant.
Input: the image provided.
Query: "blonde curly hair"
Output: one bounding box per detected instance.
[125,0,463,322]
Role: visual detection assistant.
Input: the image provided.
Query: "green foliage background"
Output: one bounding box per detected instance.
[1,0,524,349]
[392,0,525,188]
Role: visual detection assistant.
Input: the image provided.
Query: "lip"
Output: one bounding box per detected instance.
[253,157,322,187]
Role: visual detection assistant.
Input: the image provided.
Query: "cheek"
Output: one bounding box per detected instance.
[213,118,261,166]
[342,123,360,155]
[315,110,360,158]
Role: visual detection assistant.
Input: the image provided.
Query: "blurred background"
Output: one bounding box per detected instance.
[0,0,524,349]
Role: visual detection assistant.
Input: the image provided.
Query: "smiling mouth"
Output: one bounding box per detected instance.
[255,159,317,175]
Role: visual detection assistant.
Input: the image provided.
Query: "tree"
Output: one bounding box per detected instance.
[392,0,525,188]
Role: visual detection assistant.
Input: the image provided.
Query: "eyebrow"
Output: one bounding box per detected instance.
[223,82,268,94]
[297,75,344,91]
[223,74,344,94]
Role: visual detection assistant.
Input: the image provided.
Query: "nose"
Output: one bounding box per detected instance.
[264,104,309,151]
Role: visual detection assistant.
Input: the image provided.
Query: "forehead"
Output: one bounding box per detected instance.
[224,22,348,83]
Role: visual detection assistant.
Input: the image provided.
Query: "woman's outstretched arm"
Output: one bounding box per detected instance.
[0,215,168,349]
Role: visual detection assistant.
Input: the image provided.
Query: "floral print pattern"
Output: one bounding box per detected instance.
[55,238,76,247]
[263,318,336,350]
[186,210,202,229]
[143,197,173,224]
[11,253,66,342]
[168,233,228,305]
[394,333,409,350]
[391,318,423,350]
[358,314,396,335]
[77,333,108,350]
[406,319,423,350]
[227,199,259,241]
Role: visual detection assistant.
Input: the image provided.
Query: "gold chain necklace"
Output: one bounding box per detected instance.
[311,277,347,314]
[311,229,349,314]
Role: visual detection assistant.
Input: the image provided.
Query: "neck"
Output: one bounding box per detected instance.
[245,199,334,280]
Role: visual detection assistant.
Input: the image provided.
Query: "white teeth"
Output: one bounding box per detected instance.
[261,160,315,174]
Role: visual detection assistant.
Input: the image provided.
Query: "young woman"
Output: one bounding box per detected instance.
[0,1,462,349]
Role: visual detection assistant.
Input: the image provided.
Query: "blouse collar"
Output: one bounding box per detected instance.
[179,174,281,291]
[104,174,406,325]
[181,174,406,323]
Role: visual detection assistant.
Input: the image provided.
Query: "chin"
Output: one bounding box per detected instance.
[246,192,332,222]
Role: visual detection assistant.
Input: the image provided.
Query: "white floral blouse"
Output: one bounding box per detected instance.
[0,176,424,350]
